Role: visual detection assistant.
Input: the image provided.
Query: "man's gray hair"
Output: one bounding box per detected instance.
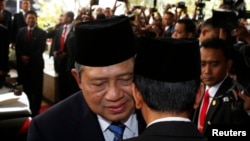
[74,62,84,79]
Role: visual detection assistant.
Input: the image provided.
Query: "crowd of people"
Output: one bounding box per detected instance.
[1,0,250,140]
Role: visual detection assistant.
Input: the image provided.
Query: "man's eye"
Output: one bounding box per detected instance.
[211,62,219,66]
[120,78,133,85]
[93,83,104,86]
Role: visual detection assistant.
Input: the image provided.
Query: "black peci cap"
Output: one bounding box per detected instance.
[134,37,201,82]
[74,16,136,67]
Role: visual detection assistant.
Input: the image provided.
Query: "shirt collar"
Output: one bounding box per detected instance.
[97,113,138,135]
[21,10,26,16]
[147,117,191,127]
[64,24,73,30]
[28,25,35,31]
[206,74,228,98]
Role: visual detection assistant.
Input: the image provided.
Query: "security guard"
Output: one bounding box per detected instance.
[192,38,250,138]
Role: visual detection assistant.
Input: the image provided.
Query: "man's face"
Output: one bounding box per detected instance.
[171,23,188,39]
[199,25,219,43]
[62,13,68,24]
[96,7,103,15]
[59,14,64,24]
[104,8,112,18]
[0,1,5,10]
[62,12,71,24]
[25,13,37,27]
[72,58,135,122]
[200,47,232,87]
[162,14,174,26]
[21,0,30,12]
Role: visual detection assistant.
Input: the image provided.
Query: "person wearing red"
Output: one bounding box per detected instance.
[15,10,47,117]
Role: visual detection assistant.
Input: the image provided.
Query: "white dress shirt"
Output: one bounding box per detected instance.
[147,117,191,128]
[97,113,139,141]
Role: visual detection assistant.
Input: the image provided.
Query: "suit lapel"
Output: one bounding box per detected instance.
[73,93,105,141]
[79,111,105,140]
[64,28,73,48]
[204,76,232,131]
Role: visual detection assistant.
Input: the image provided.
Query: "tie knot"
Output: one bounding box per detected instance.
[62,25,67,36]
[204,89,210,98]
[108,122,126,141]
[64,25,67,30]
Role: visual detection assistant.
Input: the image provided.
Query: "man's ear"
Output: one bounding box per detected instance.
[71,68,81,87]
[194,83,204,109]
[132,83,143,109]
[187,32,194,38]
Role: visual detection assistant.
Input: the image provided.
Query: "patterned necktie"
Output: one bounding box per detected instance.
[198,89,210,133]
[108,122,126,141]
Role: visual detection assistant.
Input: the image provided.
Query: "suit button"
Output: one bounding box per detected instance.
[207,121,211,125]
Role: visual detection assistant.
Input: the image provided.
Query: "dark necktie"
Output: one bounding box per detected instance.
[108,122,126,141]
[198,89,210,133]
[27,29,32,42]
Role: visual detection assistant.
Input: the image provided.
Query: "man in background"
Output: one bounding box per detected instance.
[0,23,9,88]
[11,0,31,85]
[12,0,31,45]
[15,10,47,117]
[50,11,78,101]
[0,0,12,32]
[192,38,250,138]
[171,18,197,39]
[161,11,175,37]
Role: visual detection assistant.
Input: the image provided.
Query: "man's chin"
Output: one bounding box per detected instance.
[202,79,214,86]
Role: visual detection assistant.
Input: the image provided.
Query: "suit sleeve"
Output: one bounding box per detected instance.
[0,26,10,73]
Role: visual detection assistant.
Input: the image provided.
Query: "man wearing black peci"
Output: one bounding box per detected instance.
[27,16,146,141]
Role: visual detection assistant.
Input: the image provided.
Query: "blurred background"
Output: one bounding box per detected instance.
[4,0,250,31]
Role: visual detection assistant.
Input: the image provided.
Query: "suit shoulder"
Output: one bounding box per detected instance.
[4,10,12,15]
[0,24,7,30]
[18,26,27,32]
[31,91,85,123]
[37,27,47,34]
[13,12,22,17]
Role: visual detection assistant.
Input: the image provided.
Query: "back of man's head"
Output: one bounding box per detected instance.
[134,37,201,114]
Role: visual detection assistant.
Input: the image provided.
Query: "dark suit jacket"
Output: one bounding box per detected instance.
[50,25,74,72]
[0,24,9,74]
[50,25,77,100]
[12,12,27,43]
[15,26,47,116]
[162,24,175,37]
[46,23,63,39]
[0,9,12,30]
[15,26,47,69]
[192,76,250,137]
[27,91,146,141]
[65,31,76,72]
[124,121,207,141]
